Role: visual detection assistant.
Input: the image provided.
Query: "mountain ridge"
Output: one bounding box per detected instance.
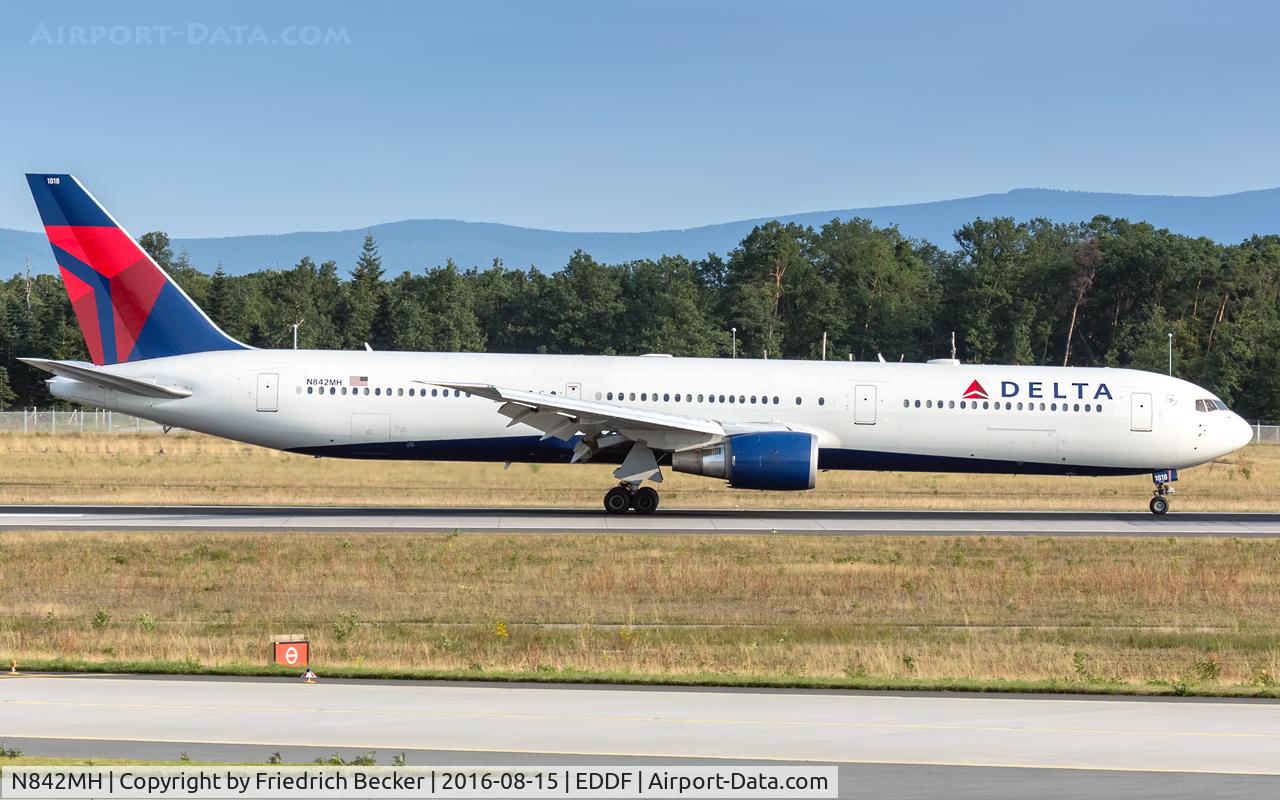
[4,186,1279,276]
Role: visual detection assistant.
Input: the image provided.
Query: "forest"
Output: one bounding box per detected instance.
[2,215,1279,419]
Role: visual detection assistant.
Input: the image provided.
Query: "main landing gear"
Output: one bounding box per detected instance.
[1149,469,1178,515]
[603,483,660,515]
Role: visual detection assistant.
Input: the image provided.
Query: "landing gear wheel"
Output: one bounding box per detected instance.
[603,486,632,514]
[633,487,660,515]
[1149,495,1169,515]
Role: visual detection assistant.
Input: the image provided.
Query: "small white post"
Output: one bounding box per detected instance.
[821,331,827,361]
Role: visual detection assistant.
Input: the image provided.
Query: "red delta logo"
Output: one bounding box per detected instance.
[962,380,988,400]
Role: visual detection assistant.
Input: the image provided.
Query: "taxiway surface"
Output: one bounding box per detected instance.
[3,675,1279,799]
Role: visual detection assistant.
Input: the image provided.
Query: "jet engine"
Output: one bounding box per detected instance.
[672,431,818,490]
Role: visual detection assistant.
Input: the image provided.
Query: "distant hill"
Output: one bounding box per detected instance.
[5,187,1280,276]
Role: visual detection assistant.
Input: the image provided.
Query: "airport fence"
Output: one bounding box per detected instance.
[0,408,167,434]
[2,409,1280,443]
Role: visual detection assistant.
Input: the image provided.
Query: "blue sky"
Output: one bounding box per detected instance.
[2,0,1278,236]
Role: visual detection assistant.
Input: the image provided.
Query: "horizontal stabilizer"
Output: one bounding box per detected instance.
[20,358,191,399]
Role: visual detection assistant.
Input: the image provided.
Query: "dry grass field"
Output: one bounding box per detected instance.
[0,431,1274,510]
[2,531,1278,694]
[1,433,1277,694]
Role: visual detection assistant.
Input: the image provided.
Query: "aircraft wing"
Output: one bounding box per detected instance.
[20,358,192,399]
[427,381,727,460]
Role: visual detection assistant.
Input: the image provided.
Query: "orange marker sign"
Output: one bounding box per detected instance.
[272,640,309,668]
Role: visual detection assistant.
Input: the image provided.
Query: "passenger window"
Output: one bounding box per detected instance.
[729,395,736,404]
[1073,403,1080,412]
[773,396,780,404]
[982,401,989,409]
[307,386,313,395]
[959,400,965,409]
[641,393,647,401]
[1016,402,1023,410]
[1085,403,1091,412]
[903,399,909,408]
[329,387,336,395]
[914,399,921,408]
[719,395,726,403]
[796,397,802,405]
[926,400,933,408]
[818,397,825,406]
[948,400,955,409]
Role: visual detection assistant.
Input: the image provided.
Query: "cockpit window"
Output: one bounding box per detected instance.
[1196,398,1228,412]
[1214,399,1229,411]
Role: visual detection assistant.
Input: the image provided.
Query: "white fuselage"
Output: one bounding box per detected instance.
[47,350,1252,477]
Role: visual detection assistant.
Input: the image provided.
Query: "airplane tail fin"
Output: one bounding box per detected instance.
[25,173,247,365]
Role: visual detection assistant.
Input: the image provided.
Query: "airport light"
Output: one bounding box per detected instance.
[1168,332,1173,375]
[731,327,737,359]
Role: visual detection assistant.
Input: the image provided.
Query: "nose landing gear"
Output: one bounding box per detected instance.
[1149,469,1178,515]
[603,483,660,515]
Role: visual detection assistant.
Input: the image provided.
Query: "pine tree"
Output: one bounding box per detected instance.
[340,234,385,348]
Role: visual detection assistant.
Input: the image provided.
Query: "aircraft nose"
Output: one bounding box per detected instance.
[1231,414,1254,451]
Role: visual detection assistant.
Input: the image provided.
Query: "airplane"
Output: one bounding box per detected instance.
[21,173,1254,516]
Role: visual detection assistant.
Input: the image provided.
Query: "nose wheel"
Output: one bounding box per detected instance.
[603,484,660,515]
[1148,470,1177,515]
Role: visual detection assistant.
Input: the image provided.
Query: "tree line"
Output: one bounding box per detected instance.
[2,216,1279,419]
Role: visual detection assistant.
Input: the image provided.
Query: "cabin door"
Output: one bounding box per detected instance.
[1130,392,1153,432]
[853,384,877,425]
[256,373,279,412]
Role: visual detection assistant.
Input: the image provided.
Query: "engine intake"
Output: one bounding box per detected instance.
[672,431,817,490]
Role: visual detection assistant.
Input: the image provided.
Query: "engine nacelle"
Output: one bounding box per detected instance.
[672,431,817,490]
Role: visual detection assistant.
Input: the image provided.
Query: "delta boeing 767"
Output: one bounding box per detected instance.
[21,174,1252,515]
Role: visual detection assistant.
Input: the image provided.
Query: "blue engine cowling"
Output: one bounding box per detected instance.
[671,431,817,490]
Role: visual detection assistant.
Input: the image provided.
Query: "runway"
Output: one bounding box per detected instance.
[0,504,1278,535]
[4,675,1279,799]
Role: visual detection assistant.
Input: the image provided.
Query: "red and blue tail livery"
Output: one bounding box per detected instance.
[25,173,246,365]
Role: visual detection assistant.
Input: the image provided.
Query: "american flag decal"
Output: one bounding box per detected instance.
[349,375,368,387]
